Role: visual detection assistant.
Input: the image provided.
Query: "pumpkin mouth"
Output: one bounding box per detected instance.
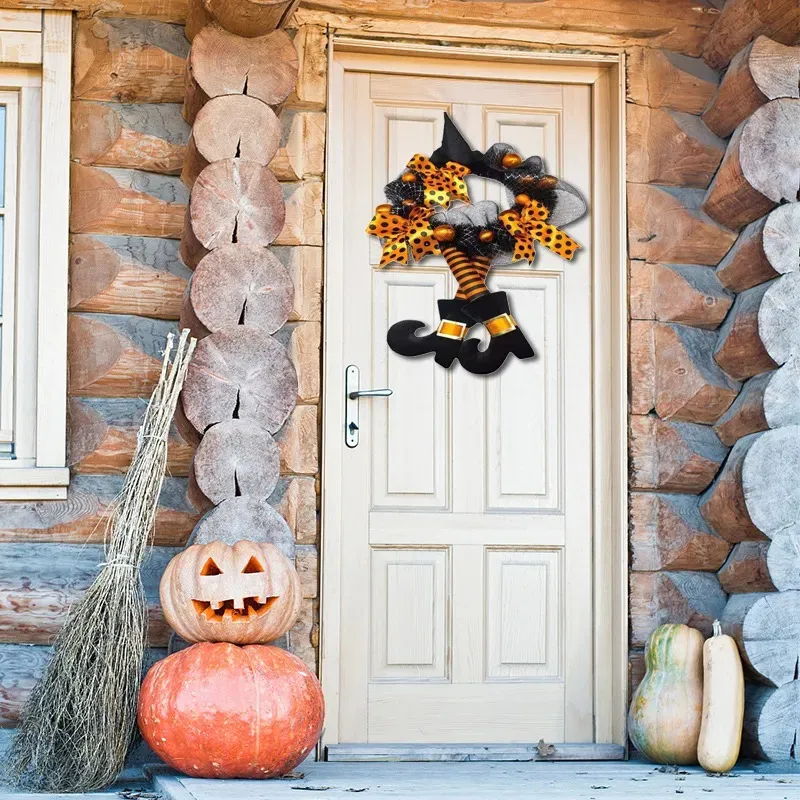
[191,596,278,622]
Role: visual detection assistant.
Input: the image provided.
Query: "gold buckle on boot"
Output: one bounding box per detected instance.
[485,313,517,336]
[437,320,468,340]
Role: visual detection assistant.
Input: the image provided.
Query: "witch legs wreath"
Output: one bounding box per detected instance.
[366,114,588,375]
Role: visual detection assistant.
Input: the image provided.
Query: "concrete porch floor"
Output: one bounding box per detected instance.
[147,761,800,800]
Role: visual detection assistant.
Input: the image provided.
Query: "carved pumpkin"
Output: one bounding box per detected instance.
[160,541,301,644]
[138,643,324,778]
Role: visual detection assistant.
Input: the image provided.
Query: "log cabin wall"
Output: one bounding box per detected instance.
[0,0,798,747]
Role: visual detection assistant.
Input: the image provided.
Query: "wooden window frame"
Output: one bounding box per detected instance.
[321,39,628,750]
[0,10,71,499]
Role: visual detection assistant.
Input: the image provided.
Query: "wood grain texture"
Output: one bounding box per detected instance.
[742,426,800,537]
[0,542,178,645]
[0,644,168,727]
[68,313,176,397]
[186,0,294,38]
[702,0,800,70]
[718,541,775,594]
[275,404,318,475]
[758,273,800,366]
[274,245,322,322]
[630,492,732,571]
[188,496,294,559]
[713,371,771,446]
[629,319,655,415]
[627,184,737,266]
[189,419,281,507]
[739,592,800,688]
[72,100,189,174]
[189,159,284,249]
[286,24,327,111]
[68,397,194,475]
[70,234,190,320]
[181,326,298,434]
[626,105,725,188]
[70,164,187,238]
[743,680,800,761]
[703,37,800,138]
[626,48,719,114]
[629,570,727,648]
[297,0,718,56]
[629,261,733,330]
[284,321,321,404]
[181,244,293,337]
[629,414,728,493]
[703,100,800,231]
[183,25,298,123]
[74,18,188,103]
[270,475,317,545]
[714,281,779,381]
[767,524,800,591]
[0,476,198,547]
[276,180,323,246]
[715,212,784,293]
[700,432,767,543]
[270,110,326,182]
[181,94,281,187]
[8,0,188,22]
[653,322,741,424]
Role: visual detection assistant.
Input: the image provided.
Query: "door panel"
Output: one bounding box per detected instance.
[332,62,595,745]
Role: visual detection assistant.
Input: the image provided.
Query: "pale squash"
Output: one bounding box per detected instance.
[628,623,704,764]
[697,620,744,773]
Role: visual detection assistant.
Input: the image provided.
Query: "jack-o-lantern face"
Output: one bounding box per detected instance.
[160,541,301,645]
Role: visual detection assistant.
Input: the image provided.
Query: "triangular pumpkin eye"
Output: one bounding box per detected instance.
[200,558,223,576]
[242,556,264,574]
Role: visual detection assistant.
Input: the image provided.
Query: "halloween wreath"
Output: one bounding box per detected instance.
[367,115,588,375]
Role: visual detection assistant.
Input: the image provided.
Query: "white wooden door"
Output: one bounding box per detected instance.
[324,58,596,745]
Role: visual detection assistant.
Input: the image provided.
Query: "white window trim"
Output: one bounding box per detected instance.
[0,10,71,499]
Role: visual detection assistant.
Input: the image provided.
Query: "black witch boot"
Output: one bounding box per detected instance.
[458,291,535,375]
[387,298,474,368]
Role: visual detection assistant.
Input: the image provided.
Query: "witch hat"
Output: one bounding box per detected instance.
[429,114,485,170]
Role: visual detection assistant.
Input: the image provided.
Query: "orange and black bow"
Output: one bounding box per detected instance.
[366,205,440,267]
[498,198,581,264]
[405,154,471,207]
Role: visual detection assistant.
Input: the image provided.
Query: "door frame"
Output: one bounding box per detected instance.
[320,38,628,750]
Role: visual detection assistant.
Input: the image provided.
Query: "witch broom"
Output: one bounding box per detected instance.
[6,330,196,793]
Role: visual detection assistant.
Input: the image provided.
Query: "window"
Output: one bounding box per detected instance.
[0,10,71,499]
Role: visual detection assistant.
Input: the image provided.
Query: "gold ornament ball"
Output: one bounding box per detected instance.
[402,198,416,207]
[401,172,418,183]
[537,175,559,189]
[376,203,393,213]
[501,152,522,168]
[514,193,531,206]
[478,229,495,243]
[433,224,456,243]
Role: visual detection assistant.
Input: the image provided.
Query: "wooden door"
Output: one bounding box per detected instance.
[324,56,597,746]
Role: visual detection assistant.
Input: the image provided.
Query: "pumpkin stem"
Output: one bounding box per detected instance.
[712,619,722,637]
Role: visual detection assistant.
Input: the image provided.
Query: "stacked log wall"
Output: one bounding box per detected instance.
[0,8,325,729]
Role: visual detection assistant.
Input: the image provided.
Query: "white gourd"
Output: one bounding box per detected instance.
[697,620,745,773]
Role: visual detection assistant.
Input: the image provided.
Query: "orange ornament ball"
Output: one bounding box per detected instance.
[478,229,495,243]
[515,193,531,206]
[401,172,418,183]
[501,152,522,168]
[433,224,456,243]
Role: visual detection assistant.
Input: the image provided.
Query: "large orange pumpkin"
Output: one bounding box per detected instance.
[138,643,324,778]
[160,541,300,644]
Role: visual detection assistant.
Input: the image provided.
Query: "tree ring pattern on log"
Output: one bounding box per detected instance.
[188,244,294,335]
[188,496,295,560]
[192,419,281,505]
[741,591,800,687]
[189,158,285,249]
[181,326,298,434]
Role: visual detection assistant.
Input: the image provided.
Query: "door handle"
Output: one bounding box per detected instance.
[345,365,392,448]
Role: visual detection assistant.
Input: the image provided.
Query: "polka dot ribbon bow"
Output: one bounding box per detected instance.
[366,205,440,267]
[498,198,581,263]
[406,154,471,206]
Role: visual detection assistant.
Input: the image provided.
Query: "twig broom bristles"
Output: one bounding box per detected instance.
[7,330,196,793]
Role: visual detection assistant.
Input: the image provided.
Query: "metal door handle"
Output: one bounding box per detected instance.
[349,388,393,399]
[345,365,391,448]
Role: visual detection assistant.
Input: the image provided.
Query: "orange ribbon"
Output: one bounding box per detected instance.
[366,205,440,267]
[406,154,471,206]
[498,199,581,264]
